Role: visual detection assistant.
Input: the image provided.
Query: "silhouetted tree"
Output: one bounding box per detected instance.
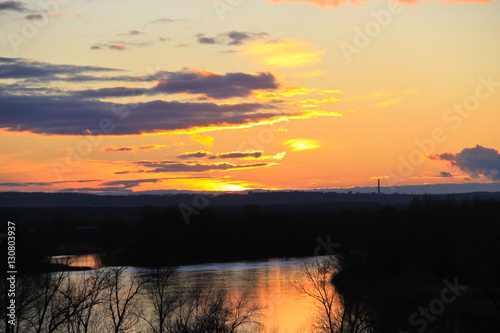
[104,267,145,333]
[141,267,180,333]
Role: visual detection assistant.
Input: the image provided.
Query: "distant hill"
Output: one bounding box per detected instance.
[1,189,500,208]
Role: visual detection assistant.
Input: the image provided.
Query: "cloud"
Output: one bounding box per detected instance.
[190,134,214,147]
[196,31,268,46]
[102,144,165,152]
[0,95,277,135]
[90,38,168,50]
[59,187,134,194]
[267,0,493,7]
[242,39,324,68]
[178,150,285,160]
[101,178,162,189]
[119,30,144,36]
[430,145,500,181]
[440,171,453,178]
[131,161,271,173]
[90,43,127,51]
[110,44,127,50]
[209,151,263,159]
[0,180,99,187]
[178,151,210,159]
[25,13,43,20]
[76,68,279,100]
[0,57,123,81]
[284,139,321,151]
[0,1,27,12]
[149,17,184,24]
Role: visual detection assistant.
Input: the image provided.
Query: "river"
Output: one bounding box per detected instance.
[64,256,330,332]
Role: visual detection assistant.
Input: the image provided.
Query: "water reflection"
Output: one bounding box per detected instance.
[51,253,102,268]
[62,257,334,332]
[161,258,319,332]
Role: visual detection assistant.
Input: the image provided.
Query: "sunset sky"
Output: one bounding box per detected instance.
[1,0,499,193]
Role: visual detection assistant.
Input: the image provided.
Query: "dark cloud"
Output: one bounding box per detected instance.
[104,147,133,152]
[0,57,122,81]
[431,145,500,181]
[102,145,163,152]
[0,180,99,187]
[0,182,53,187]
[0,83,64,95]
[178,151,210,159]
[197,36,216,44]
[0,58,285,136]
[59,187,134,194]
[119,30,144,36]
[209,151,263,159]
[439,172,453,178]
[76,68,278,100]
[102,178,161,189]
[133,161,269,173]
[220,151,263,159]
[0,1,27,12]
[158,69,278,99]
[25,13,43,20]
[90,38,168,51]
[196,31,268,46]
[179,150,265,160]
[0,94,277,135]
[76,86,149,98]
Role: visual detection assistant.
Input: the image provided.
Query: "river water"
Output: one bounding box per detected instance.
[64,256,327,332]
[173,258,319,332]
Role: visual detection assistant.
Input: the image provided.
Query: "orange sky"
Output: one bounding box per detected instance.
[0,0,499,193]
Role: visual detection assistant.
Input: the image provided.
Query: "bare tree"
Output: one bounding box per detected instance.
[294,257,338,333]
[294,256,374,333]
[170,282,263,333]
[24,270,73,333]
[62,268,108,333]
[140,266,180,333]
[104,267,145,333]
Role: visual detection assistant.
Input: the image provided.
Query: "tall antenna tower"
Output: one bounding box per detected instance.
[378,179,381,195]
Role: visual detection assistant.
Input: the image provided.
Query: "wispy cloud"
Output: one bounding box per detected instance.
[242,39,324,68]
[284,139,321,151]
[102,144,165,153]
[148,17,185,24]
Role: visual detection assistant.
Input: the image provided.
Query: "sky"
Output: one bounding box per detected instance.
[0,0,499,193]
